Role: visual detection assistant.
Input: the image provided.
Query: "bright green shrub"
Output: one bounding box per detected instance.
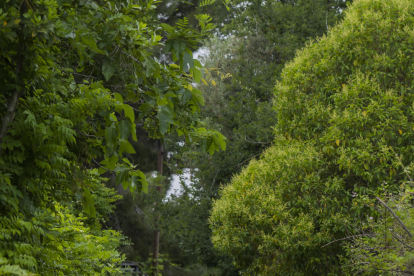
[211,0,414,274]
[211,140,350,274]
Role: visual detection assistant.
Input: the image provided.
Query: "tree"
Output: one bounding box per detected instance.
[211,0,414,274]
[161,0,350,274]
[0,0,224,274]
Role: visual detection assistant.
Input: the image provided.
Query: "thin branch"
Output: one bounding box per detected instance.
[236,153,262,167]
[75,129,102,138]
[210,169,219,192]
[235,134,272,145]
[93,159,112,172]
[72,72,99,79]
[390,231,414,251]
[376,196,413,237]
[321,234,375,248]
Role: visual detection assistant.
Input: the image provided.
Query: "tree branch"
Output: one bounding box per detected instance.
[376,196,413,237]
[321,234,375,248]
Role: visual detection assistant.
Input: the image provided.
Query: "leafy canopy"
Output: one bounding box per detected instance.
[211,0,414,274]
[0,0,224,274]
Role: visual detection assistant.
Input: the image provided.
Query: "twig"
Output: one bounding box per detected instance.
[93,159,111,172]
[75,129,102,138]
[376,196,413,237]
[210,169,219,191]
[236,153,262,167]
[390,231,414,251]
[321,234,375,248]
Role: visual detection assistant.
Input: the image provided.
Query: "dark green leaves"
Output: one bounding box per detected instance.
[102,62,115,81]
[160,23,174,34]
[173,41,186,56]
[105,124,119,156]
[158,108,174,135]
[118,120,132,139]
[82,187,96,217]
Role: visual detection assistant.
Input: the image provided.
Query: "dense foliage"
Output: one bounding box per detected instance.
[211,0,414,274]
[0,0,224,274]
[342,178,414,275]
[160,0,350,274]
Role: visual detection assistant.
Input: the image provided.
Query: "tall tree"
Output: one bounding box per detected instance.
[211,0,414,273]
[0,0,224,274]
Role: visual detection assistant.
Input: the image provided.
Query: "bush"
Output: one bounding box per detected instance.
[211,0,414,274]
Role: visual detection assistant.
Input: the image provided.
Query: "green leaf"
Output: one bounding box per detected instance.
[122,104,135,123]
[132,123,137,142]
[98,167,106,174]
[182,89,192,104]
[173,40,186,56]
[208,141,216,156]
[183,51,194,71]
[105,124,119,156]
[118,120,132,139]
[193,67,202,82]
[115,165,129,186]
[133,170,148,193]
[194,59,202,68]
[201,137,213,153]
[102,62,116,81]
[165,40,174,52]
[158,109,174,134]
[108,154,118,170]
[157,97,168,106]
[161,23,175,34]
[194,94,205,106]
[83,188,96,217]
[2,175,11,185]
[114,93,123,104]
[120,139,136,154]
[122,180,129,190]
[138,103,152,114]
[106,124,119,146]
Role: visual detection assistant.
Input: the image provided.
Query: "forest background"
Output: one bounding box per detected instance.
[104,0,351,275]
[4,0,414,275]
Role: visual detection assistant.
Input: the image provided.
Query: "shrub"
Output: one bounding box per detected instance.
[211,0,414,274]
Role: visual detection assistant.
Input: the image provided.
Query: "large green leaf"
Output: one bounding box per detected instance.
[122,104,135,123]
[158,108,174,134]
[182,89,192,104]
[120,139,136,154]
[173,40,186,56]
[115,165,129,186]
[161,23,175,34]
[102,62,115,81]
[118,120,132,140]
[105,124,119,156]
[192,67,202,83]
[183,51,193,72]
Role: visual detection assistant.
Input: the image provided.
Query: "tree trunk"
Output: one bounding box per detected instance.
[152,139,163,276]
[0,2,26,156]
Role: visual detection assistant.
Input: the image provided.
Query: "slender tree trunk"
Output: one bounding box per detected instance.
[153,139,163,276]
[0,2,26,156]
